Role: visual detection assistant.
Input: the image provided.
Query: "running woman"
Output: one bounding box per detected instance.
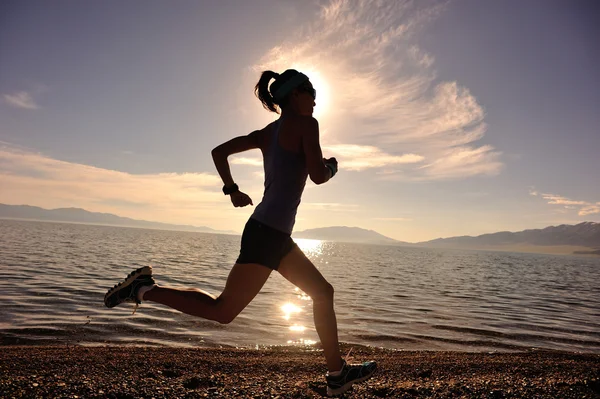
[104,69,376,396]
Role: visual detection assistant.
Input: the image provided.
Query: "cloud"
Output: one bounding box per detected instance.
[3,91,39,109]
[409,45,434,68]
[580,204,600,216]
[231,144,424,172]
[541,194,587,206]
[418,145,503,180]
[375,217,412,221]
[252,0,502,181]
[532,190,600,217]
[0,145,234,226]
[324,144,423,170]
[302,202,359,212]
[231,156,263,167]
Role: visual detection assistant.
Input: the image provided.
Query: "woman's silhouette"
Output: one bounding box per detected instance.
[105,69,376,396]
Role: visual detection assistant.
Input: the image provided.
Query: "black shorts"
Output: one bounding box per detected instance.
[236,218,297,270]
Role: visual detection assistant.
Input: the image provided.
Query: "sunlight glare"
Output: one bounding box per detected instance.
[280,302,302,321]
[294,238,323,256]
[287,339,317,346]
[294,287,312,301]
[293,66,331,118]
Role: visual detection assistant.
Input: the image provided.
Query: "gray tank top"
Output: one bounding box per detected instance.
[251,118,308,234]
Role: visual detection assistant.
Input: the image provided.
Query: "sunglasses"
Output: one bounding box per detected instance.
[298,85,316,100]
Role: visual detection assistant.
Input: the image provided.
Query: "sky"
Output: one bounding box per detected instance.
[1,0,599,242]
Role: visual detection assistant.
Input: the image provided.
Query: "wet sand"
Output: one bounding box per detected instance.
[1,345,598,398]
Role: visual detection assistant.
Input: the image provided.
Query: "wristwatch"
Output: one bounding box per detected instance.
[222,183,239,195]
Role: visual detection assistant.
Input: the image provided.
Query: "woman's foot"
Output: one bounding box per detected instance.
[104,266,155,310]
[326,359,377,396]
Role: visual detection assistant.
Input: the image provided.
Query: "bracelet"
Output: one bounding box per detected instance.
[222,183,239,195]
[325,163,337,178]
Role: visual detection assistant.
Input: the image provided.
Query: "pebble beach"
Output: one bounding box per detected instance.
[1,345,599,398]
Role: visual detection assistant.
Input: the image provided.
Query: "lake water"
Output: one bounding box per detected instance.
[1,219,598,353]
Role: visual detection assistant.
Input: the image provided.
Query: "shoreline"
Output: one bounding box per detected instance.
[1,346,598,398]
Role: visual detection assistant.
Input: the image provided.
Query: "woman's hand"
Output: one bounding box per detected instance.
[230,191,254,207]
[323,157,338,178]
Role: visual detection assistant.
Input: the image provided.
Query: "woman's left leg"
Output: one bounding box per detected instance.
[144,263,272,324]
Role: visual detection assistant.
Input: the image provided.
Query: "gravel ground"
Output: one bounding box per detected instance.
[1,345,599,398]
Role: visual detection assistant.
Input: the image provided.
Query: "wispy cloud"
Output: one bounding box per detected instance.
[231,156,263,167]
[0,145,234,226]
[580,205,600,216]
[302,202,359,212]
[253,0,502,181]
[324,144,423,170]
[530,189,600,216]
[375,217,412,221]
[2,91,39,109]
[231,144,423,172]
[418,145,503,180]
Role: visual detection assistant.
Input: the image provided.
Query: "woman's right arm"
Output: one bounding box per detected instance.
[211,130,262,207]
[301,117,333,185]
[211,131,261,187]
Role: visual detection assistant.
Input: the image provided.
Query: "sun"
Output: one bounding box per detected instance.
[294,66,331,118]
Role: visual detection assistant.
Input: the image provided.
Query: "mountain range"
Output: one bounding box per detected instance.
[1,204,599,255]
[0,204,236,235]
[293,226,404,245]
[422,222,600,249]
[294,223,600,255]
[419,222,600,255]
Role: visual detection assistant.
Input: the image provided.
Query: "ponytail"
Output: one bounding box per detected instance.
[254,69,307,114]
[254,70,280,113]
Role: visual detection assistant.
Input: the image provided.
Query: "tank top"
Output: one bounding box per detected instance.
[251,118,308,234]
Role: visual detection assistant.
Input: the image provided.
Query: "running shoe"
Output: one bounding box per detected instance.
[326,358,377,396]
[104,266,155,313]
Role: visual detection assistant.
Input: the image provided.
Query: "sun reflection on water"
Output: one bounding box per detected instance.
[287,338,317,346]
[294,238,323,256]
[280,300,317,346]
[295,287,311,301]
[280,302,302,321]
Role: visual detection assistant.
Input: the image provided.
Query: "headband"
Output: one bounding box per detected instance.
[272,72,309,102]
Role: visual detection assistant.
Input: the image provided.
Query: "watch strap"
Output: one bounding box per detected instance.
[223,183,239,195]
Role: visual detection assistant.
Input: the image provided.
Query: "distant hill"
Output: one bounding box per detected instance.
[419,222,600,253]
[293,226,406,245]
[3,203,599,254]
[0,204,236,235]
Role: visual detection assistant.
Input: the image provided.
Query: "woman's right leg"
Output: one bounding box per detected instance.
[144,263,272,324]
[277,245,343,372]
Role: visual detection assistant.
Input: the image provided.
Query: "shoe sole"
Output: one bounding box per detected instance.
[326,366,377,397]
[104,265,153,308]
